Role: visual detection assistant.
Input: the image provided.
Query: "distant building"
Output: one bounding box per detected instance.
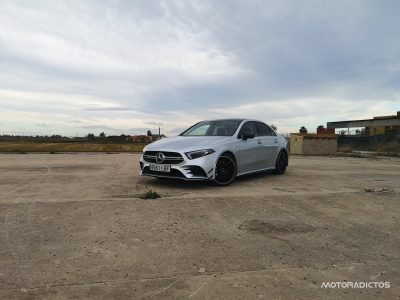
[317,128,335,134]
[290,133,338,155]
[327,111,400,136]
[149,134,166,142]
[129,135,151,143]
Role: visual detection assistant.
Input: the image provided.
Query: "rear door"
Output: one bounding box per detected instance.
[256,122,279,168]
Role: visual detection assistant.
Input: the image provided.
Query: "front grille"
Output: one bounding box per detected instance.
[142,166,185,178]
[143,151,184,164]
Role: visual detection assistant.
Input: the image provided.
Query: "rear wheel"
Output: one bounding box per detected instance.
[274,150,288,175]
[214,154,237,186]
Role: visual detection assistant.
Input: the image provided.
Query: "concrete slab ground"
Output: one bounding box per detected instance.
[0,153,399,299]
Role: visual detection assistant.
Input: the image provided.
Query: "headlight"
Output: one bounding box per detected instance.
[185,149,215,160]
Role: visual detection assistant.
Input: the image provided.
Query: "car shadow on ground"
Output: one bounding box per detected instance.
[144,177,213,189]
[235,170,275,183]
[142,170,276,189]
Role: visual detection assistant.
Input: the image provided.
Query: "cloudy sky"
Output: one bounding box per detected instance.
[0,0,399,136]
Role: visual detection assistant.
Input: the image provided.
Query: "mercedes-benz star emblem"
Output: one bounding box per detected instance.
[156,152,165,163]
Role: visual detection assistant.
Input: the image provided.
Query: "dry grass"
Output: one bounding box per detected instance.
[0,141,145,153]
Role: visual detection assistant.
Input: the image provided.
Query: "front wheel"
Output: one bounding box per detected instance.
[274,151,288,175]
[214,154,237,186]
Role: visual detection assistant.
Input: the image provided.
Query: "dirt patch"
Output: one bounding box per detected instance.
[0,166,48,172]
[272,188,295,193]
[50,165,106,172]
[364,187,396,194]
[238,219,315,235]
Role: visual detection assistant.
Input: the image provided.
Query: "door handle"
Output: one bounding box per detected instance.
[257,139,262,144]
[274,139,278,143]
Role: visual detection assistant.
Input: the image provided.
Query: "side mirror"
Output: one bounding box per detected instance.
[242,133,255,140]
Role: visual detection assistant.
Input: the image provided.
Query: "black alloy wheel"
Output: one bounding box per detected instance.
[214,154,237,186]
[274,151,288,175]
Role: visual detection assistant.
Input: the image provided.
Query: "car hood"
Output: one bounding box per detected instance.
[144,136,231,152]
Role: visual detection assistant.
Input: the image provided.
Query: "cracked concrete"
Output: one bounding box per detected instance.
[0,153,399,299]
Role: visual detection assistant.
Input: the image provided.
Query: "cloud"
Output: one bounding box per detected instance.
[76,125,117,130]
[0,0,399,135]
[82,107,133,112]
[145,121,164,126]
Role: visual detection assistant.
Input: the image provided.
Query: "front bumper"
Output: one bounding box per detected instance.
[139,151,217,180]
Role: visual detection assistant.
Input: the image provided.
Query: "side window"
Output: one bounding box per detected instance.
[267,125,276,136]
[256,122,268,136]
[238,121,257,138]
[267,125,277,136]
[256,122,276,136]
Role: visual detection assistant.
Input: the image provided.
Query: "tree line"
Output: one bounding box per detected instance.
[0,133,135,143]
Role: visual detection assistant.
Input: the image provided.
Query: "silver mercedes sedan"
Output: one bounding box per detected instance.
[140,119,288,185]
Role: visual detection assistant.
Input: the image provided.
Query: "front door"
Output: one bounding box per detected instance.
[237,121,264,173]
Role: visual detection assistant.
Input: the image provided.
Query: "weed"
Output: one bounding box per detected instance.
[142,189,161,199]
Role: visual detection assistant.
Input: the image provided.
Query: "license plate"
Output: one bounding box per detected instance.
[149,164,171,172]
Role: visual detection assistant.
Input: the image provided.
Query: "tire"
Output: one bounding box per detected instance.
[214,154,237,186]
[274,150,288,175]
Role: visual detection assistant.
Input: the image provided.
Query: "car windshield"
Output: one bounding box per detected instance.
[181,120,242,136]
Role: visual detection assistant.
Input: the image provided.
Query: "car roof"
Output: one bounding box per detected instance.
[203,118,267,124]
[202,118,245,122]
